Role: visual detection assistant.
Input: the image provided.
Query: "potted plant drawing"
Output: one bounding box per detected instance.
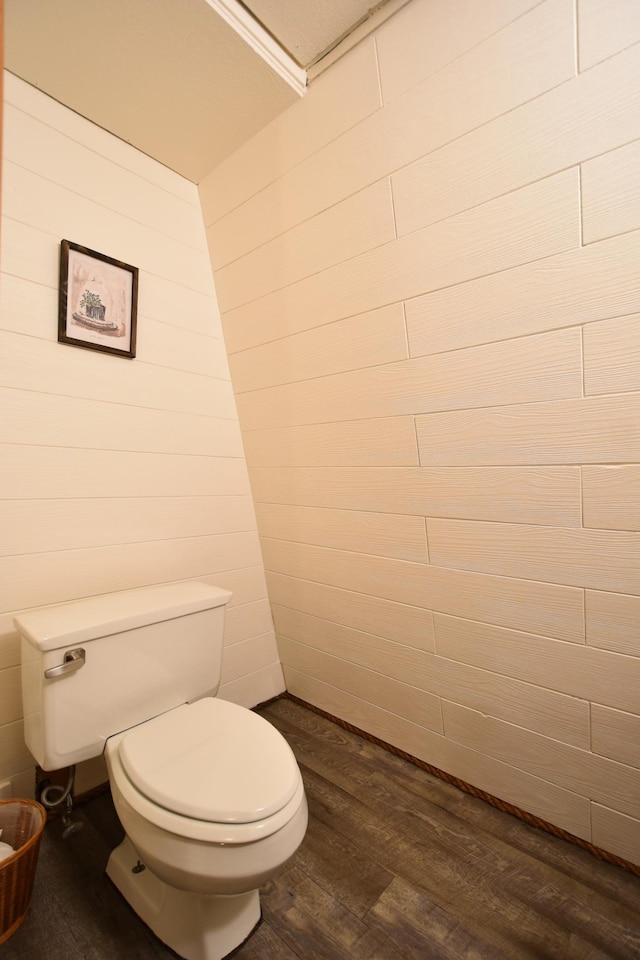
[79,288,106,322]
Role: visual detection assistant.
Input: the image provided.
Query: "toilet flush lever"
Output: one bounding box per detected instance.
[44,648,86,679]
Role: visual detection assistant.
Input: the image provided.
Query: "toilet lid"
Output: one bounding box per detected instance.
[118,699,300,823]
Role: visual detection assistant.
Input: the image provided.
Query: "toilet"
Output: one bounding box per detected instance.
[15,581,308,960]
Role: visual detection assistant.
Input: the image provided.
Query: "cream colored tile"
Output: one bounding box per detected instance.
[0,720,33,781]
[277,605,589,747]
[269,575,436,651]
[586,590,640,657]
[578,0,640,70]
[214,180,395,312]
[592,704,640,768]
[237,328,582,430]
[223,171,580,354]
[220,633,280,685]
[583,140,640,244]
[242,418,419,467]
[229,305,407,393]
[416,395,640,465]
[212,0,574,275]
[436,613,640,714]
[395,44,640,240]
[217,662,286,709]
[214,566,268,608]
[278,635,443,734]
[256,503,428,563]
[428,518,640,594]
[0,387,244,458]
[0,532,262,613]
[0,667,22,725]
[591,803,640,867]
[583,314,640,396]
[199,41,381,227]
[262,540,584,643]
[0,632,20,670]
[283,668,591,841]
[250,465,581,527]
[224,600,274,645]
[376,0,541,102]
[443,699,640,820]
[0,496,256,557]
[0,445,250,500]
[406,229,640,357]
[0,330,236,420]
[583,466,640,532]
[0,274,57,340]
[3,102,203,248]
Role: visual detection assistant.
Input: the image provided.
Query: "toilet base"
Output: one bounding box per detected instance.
[106,836,261,960]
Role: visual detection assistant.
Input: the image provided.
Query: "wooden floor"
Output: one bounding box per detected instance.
[4,696,640,960]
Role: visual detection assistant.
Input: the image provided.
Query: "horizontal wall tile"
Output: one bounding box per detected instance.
[376,0,540,102]
[586,590,640,657]
[214,180,395,311]
[277,605,589,747]
[199,41,382,227]
[3,102,204,248]
[229,304,408,393]
[0,388,243,457]
[237,328,582,429]
[583,314,640,396]
[212,0,575,273]
[582,139,640,244]
[279,635,443,733]
[269,575,436,651]
[220,632,280,685]
[436,613,640,714]
[214,566,267,608]
[394,43,640,239]
[583,466,640,531]
[0,444,249,500]
[443,700,640,820]
[284,668,591,841]
[0,667,22,725]
[250,464,581,526]
[256,503,427,562]
[591,704,640,768]
[0,720,33,782]
[223,170,580,353]
[242,418,419,467]
[407,228,640,357]
[217,662,286,709]
[0,496,256,557]
[0,331,237,419]
[224,600,274,646]
[3,162,214,297]
[591,803,640,867]
[4,74,196,202]
[262,540,585,643]
[428,518,640,594]
[1,532,262,614]
[578,0,640,70]
[416,395,640,465]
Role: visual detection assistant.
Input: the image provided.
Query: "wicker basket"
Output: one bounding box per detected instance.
[0,799,46,945]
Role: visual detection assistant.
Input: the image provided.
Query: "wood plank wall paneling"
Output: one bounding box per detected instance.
[200,0,640,865]
[0,74,284,796]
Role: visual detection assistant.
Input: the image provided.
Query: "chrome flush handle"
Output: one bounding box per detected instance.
[44,648,86,679]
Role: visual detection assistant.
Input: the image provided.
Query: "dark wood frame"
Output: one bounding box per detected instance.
[58,239,138,358]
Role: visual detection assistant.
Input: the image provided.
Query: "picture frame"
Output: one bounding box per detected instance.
[58,239,138,358]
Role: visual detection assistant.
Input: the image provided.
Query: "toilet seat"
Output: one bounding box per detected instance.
[106,698,305,845]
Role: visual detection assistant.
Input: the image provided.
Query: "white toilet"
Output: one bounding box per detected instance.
[15,581,308,960]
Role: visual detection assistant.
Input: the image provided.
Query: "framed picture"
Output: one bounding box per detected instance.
[58,240,138,358]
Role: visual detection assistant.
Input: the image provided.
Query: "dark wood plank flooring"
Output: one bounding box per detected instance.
[4,697,640,959]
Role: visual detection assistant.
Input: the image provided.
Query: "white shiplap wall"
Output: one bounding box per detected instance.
[0,73,284,797]
[200,0,640,867]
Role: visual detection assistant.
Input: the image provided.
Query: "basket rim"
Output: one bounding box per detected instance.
[0,799,47,868]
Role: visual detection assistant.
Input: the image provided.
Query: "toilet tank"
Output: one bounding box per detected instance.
[15,581,232,771]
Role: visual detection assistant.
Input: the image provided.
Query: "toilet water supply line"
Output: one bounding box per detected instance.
[40,764,84,839]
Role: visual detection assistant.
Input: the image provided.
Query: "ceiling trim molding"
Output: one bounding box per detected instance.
[307,0,412,80]
[204,0,307,95]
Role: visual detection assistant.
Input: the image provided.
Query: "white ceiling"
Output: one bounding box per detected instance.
[4,0,391,183]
